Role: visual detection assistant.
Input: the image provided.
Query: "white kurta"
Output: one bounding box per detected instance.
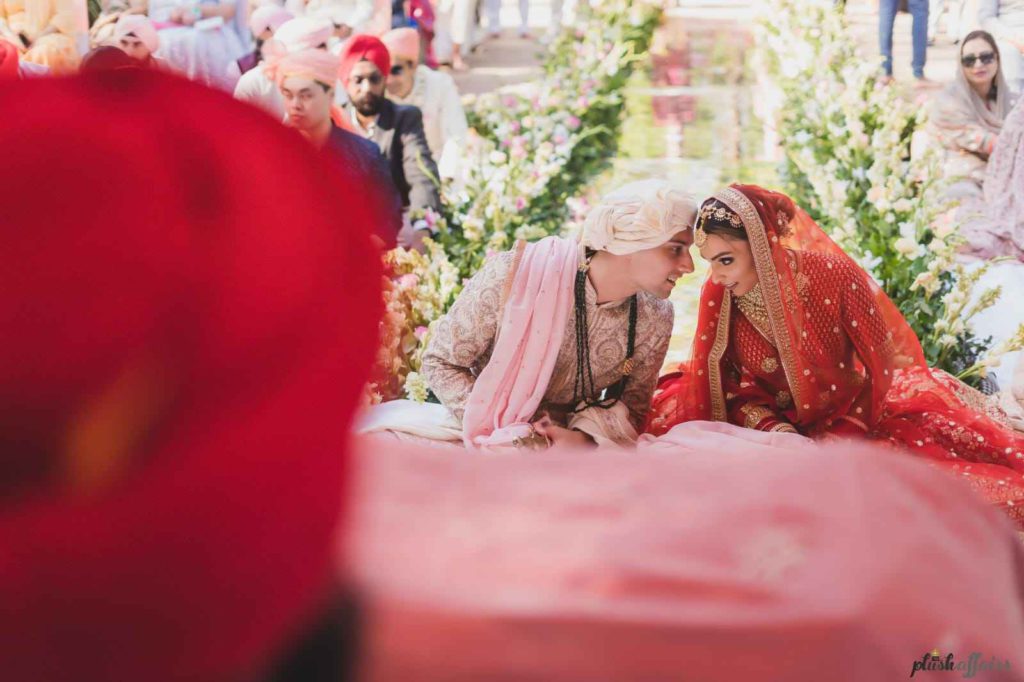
[149,0,250,91]
[233,64,283,118]
[390,65,468,180]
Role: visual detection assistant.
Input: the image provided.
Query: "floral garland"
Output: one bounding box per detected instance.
[754,0,1023,384]
[366,0,664,403]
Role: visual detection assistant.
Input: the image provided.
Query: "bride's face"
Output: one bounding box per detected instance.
[699,232,758,296]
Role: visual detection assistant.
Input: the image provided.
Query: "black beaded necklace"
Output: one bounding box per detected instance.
[572,252,638,412]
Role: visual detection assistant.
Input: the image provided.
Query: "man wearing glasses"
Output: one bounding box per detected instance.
[340,34,442,249]
[980,0,1024,93]
[381,27,468,182]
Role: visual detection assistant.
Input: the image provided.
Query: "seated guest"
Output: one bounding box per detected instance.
[270,47,402,245]
[928,30,1017,198]
[111,15,168,69]
[89,0,147,48]
[233,16,331,119]
[147,0,250,91]
[232,4,292,76]
[0,37,49,77]
[0,0,84,74]
[0,68,379,682]
[339,34,441,246]
[980,0,1024,93]
[382,27,467,181]
[959,97,1024,259]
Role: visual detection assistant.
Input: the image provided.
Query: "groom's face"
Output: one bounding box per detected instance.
[628,229,695,299]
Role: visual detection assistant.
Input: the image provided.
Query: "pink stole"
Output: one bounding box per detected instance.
[461,236,579,449]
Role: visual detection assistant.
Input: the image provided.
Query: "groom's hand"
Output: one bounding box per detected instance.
[532,415,596,449]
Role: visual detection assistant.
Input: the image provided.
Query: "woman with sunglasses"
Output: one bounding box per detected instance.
[928,29,1017,199]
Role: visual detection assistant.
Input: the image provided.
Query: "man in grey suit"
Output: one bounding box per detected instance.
[340,35,441,249]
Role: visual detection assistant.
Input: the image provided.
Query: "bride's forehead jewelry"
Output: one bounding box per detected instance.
[694,202,743,248]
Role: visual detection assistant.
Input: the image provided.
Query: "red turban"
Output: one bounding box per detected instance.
[79,45,140,73]
[0,39,18,79]
[0,70,381,682]
[339,34,390,83]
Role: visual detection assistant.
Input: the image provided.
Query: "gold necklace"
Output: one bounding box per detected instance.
[734,283,776,347]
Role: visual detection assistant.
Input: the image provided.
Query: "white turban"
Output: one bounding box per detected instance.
[582,179,697,255]
[112,15,160,55]
[273,17,333,52]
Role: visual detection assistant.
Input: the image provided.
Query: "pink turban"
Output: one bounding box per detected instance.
[249,5,293,38]
[339,34,390,83]
[0,39,18,79]
[273,17,333,52]
[112,15,160,55]
[267,48,340,88]
[381,27,420,63]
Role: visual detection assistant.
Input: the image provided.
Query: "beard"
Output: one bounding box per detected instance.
[353,94,383,117]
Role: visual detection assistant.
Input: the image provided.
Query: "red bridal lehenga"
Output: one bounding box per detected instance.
[646,184,1024,530]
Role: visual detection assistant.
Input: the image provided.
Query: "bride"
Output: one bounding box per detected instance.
[647,183,1024,529]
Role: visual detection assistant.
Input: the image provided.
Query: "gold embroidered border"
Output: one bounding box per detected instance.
[740,404,775,430]
[708,290,732,421]
[717,187,806,418]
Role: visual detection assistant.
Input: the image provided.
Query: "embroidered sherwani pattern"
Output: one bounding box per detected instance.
[422,248,673,431]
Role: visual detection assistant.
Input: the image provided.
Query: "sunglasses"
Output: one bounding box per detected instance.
[961,51,996,68]
[352,73,384,85]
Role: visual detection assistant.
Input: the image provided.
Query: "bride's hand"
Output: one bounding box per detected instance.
[532,415,595,449]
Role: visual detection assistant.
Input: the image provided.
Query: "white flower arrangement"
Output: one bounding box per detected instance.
[755,0,1017,383]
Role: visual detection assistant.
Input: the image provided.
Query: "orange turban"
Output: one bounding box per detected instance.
[381,27,420,63]
[339,34,390,83]
[0,39,18,79]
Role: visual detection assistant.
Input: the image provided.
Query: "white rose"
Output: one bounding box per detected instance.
[894,236,922,258]
[912,270,937,290]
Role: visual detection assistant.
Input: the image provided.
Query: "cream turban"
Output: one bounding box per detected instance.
[249,6,294,38]
[381,27,420,63]
[273,17,333,52]
[582,179,697,255]
[112,15,160,55]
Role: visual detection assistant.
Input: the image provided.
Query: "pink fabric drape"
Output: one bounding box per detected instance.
[349,432,1024,681]
[461,236,579,449]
